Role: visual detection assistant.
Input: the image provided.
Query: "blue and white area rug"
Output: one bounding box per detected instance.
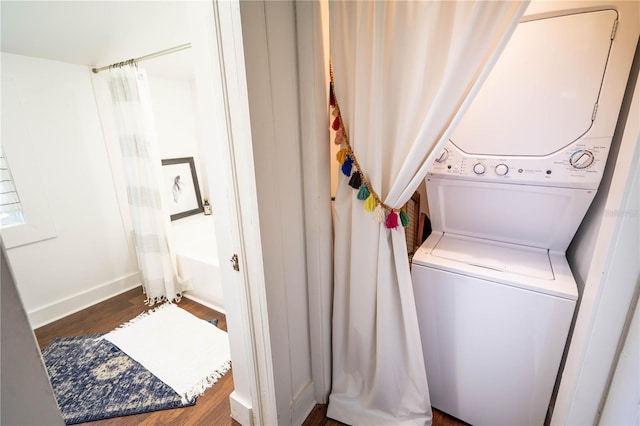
[42,304,230,424]
[42,333,194,424]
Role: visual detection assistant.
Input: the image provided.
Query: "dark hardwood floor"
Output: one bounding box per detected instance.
[35,287,466,426]
[302,402,467,426]
[35,287,238,426]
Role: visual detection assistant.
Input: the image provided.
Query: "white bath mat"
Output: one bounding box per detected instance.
[102,303,230,402]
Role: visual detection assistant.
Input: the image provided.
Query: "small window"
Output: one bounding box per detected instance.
[0,151,26,229]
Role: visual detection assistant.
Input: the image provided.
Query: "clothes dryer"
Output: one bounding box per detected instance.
[411,2,639,425]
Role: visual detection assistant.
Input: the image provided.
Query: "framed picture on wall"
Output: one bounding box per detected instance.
[161,157,204,221]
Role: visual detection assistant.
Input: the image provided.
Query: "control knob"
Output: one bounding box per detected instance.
[473,163,486,175]
[570,150,595,169]
[495,163,509,176]
[435,148,449,163]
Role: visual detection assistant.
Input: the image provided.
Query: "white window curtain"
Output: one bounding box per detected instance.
[107,66,189,305]
[328,1,529,424]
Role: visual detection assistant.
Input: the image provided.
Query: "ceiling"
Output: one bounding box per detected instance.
[1,1,195,80]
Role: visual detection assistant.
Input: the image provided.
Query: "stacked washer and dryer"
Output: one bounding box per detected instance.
[411,2,639,425]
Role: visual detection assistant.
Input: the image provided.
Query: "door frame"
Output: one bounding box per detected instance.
[294,0,334,403]
[189,1,277,424]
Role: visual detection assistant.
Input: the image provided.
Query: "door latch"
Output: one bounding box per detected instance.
[230,254,239,271]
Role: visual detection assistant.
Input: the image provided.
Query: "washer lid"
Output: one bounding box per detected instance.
[430,234,553,280]
[450,9,617,156]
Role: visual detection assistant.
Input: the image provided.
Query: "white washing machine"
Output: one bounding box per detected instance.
[411,2,639,425]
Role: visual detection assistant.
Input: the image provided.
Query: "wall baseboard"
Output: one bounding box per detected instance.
[230,390,253,426]
[183,292,225,315]
[27,273,141,329]
[291,380,317,426]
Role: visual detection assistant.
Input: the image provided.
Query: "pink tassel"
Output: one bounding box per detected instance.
[332,116,340,131]
[334,129,344,145]
[385,211,399,229]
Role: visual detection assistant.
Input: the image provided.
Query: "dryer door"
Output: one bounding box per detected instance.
[449,9,617,156]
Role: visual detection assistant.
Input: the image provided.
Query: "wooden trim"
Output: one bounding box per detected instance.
[213,1,278,424]
[28,273,140,329]
[187,2,277,425]
[295,0,333,403]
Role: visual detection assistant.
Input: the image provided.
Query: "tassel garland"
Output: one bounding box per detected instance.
[332,115,341,131]
[373,204,386,223]
[336,148,348,164]
[330,67,409,230]
[348,172,362,189]
[385,211,399,229]
[399,209,410,227]
[341,156,353,176]
[364,194,377,212]
[357,185,370,200]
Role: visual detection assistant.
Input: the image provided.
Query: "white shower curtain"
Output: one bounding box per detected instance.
[328,1,528,424]
[107,66,188,305]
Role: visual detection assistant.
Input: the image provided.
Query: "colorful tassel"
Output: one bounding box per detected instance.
[330,83,405,230]
[336,148,348,164]
[364,194,377,212]
[399,209,410,227]
[341,156,353,176]
[385,211,399,229]
[332,115,340,131]
[348,172,362,189]
[357,185,370,200]
[373,204,386,223]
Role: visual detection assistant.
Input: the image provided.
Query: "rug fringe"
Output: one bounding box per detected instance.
[145,292,183,307]
[181,361,232,404]
[95,303,176,342]
[111,303,176,332]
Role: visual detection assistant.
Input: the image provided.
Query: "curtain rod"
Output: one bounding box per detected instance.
[91,43,192,74]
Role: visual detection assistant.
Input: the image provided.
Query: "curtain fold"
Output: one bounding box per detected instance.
[107,66,188,305]
[328,2,528,424]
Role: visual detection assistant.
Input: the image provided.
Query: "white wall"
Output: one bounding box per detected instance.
[148,76,210,201]
[0,52,219,328]
[1,52,139,328]
[240,1,316,424]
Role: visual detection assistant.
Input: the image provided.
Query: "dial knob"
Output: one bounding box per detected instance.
[495,163,509,176]
[570,150,595,169]
[473,163,486,175]
[435,148,449,163]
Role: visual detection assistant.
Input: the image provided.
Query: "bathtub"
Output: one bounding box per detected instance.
[171,214,225,313]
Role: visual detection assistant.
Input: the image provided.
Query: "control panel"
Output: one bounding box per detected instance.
[428,138,610,189]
